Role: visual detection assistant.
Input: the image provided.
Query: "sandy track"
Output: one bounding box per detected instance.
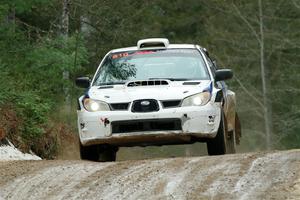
[0,150,300,200]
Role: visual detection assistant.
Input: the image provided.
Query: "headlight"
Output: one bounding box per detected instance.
[83,98,110,112]
[181,92,211,107]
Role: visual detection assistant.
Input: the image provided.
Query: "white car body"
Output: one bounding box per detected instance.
[76,38,239,153]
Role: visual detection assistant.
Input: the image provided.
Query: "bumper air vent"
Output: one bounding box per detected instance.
[161,100,181,108]
[110,103,130,111]
[112,118,181,134]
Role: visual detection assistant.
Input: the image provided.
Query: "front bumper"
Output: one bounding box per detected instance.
[77,102,221,146]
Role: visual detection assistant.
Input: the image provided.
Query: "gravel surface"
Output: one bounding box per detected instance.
[0,150,299,200]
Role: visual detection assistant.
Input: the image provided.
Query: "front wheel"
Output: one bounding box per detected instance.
[80,143,118,162]
[206,111,236,155]
[98,146,118,162]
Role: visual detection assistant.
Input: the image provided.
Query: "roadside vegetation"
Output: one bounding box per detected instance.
[0,0,299,158]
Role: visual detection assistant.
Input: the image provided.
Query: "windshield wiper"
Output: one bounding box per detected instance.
[98,81,126,86]
[148,78,191,81]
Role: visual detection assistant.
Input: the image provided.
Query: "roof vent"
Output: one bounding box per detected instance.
[137,38,169,49]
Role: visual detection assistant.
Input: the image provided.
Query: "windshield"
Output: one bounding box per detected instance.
[93,49,210,86]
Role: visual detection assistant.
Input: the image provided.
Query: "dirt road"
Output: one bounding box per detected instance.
[0,149,299,200]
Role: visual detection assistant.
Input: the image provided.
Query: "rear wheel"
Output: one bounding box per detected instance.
[224,112,236,154]
[206,112,229,155]
[226,130,236,154]
[80,143,118,162]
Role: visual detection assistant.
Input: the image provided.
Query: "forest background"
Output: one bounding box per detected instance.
[0,0,299,159]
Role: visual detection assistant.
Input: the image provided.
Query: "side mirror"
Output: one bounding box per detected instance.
[215,69,233,82]
[75,77,91,88]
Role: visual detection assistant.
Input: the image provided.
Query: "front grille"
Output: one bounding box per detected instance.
[111,119,181,134]
[161,100,181,108]
[132,99,159,112]
[110,103,130,110]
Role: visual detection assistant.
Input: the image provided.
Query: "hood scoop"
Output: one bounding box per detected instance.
[98,85,114,89]
[182,81,201,85]
[127,80,169,87]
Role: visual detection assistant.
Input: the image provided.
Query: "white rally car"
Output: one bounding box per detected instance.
[76,38,241,161]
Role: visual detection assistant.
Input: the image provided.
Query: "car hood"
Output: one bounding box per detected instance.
[87,80,212,103]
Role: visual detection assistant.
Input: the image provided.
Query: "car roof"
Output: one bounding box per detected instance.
[110,44,200,53]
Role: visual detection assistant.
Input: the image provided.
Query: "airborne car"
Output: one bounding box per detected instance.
[76,38,241,161]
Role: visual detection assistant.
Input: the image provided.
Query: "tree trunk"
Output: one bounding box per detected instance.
[258,0,272,150]
[61,0,71,119]
[80,15,91,38]
[61,0,70,37]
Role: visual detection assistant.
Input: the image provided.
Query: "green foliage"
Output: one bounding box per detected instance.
[15,93,50,138]
[0,0,88,157]
[23,35,88,99]
[0,89,49,144]
[0,0,49,14]
[0,4,9,19]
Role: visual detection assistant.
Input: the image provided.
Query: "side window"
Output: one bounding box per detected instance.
[203,51,216,77]
[212,60,219,70]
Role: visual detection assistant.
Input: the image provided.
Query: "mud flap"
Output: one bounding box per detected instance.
[235,113,242,145]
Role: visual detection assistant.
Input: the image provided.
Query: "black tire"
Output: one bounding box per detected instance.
[80,143,118,162]
[224,113,236,154]
[80,143,100,161]
[226,130,236,154]
[98,146,118,162]
[207,111,227,155]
